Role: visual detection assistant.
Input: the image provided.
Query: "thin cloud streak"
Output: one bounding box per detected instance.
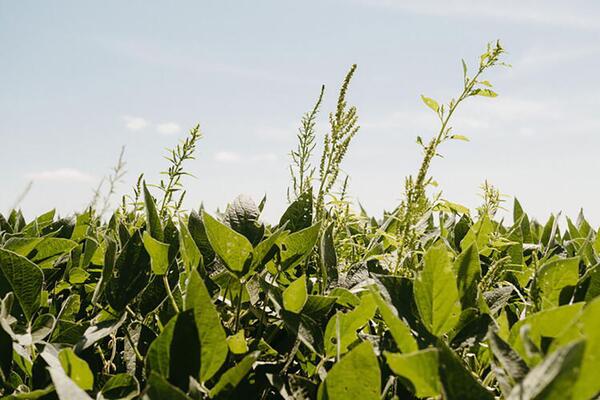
[157,122,181,135]
[356,0,600,31]
[123,115,149,131]
[25,168,95,183]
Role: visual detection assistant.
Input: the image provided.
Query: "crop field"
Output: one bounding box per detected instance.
[1,42,599,399]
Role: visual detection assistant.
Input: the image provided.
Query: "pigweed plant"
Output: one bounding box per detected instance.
[1,41,600,400]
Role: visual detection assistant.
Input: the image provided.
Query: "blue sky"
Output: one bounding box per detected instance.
[2,1,600,224]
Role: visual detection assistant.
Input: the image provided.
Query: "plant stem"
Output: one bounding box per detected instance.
[233,282,244,333]
[163,274,179,313]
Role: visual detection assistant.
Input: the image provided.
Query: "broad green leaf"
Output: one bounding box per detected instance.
[209,351,259,398]
[100,373,139,400]
[184,270,228,382]
[533,257,579,309]
[202,211,253,274]
[414,244,461,336]
[437,341,494,400]
[320,222,338,288]
[302,294,338,321]
[551,297,600,400]
[48,366,93,400]
[224,194,264,245]
[146,310,200,392]
[227,330,248,354]
[142,231,170,275]
[487,329,529,385]
[508,341,585,400]
[385,349,441,397]
[105,231,151,311]
[58,348,94,390]
[146,372,191,400]
[146,317,177,379]
[279,222,321,271]
[324,292,377,356]
[0,248,44,321]
[460,213,493,252]
[370,287,418,353]
[250,226,286,271]
[279,189,313,232]
[3,237,43,256]
[31,238,78,264]
[322,341,380,400]
[453,243,481,309]
[283,275,308,314]
[178,217,202,272]
[68,268,89,284]
[421,95,439,112]
[188,210,215,264]
[509,303,584,362]
[143,182,163,241]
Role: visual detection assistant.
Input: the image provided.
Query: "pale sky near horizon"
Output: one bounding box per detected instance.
[2,1,600,225]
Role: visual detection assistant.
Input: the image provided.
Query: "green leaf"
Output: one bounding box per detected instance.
[460,213,493,252]
[279,222,321,271]
[385,349,441,397]
[224,194,264,246]
[533,257,579,309]
[143,182,163,241]
[178,217,202,272]
[188,210,215,264]
[0,248,44,321]
[146,372,191,400]
[421,95,440,113]
[283,275,308,314]
[58,348,94,390]
[227,330,248,354]
[453,243,481,309]
[320,222,338,288]
[184,270,228,382]
[322,341,380,400]
[100,373,139,400]
[209,351,259,399]
[450,134,470,141]
[487,328,529,385]
[146,310,200,392]
[105,231,151,311]
[202,211,253,274]
[370,287,418,353]
[279,189,313,232]
[509,303,584,362]
[47,365,93,400]
[324,292,377,357]
[473,88,498,97]
[437,341,494,400]
[142,231,170,275]
[551,297,600,400]
[507,341,585,400]
[414,244,461,336]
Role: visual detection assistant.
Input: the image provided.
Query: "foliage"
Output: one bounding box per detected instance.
[2,42,599,400]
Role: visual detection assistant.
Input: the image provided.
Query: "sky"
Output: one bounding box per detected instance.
[2,1,600,225]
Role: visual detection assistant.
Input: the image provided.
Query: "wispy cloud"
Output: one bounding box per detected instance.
[123,115,149,131]
[357,0,599,31]
[157,122,181,135]
[26,168,95,183]
[214,151,242,163]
